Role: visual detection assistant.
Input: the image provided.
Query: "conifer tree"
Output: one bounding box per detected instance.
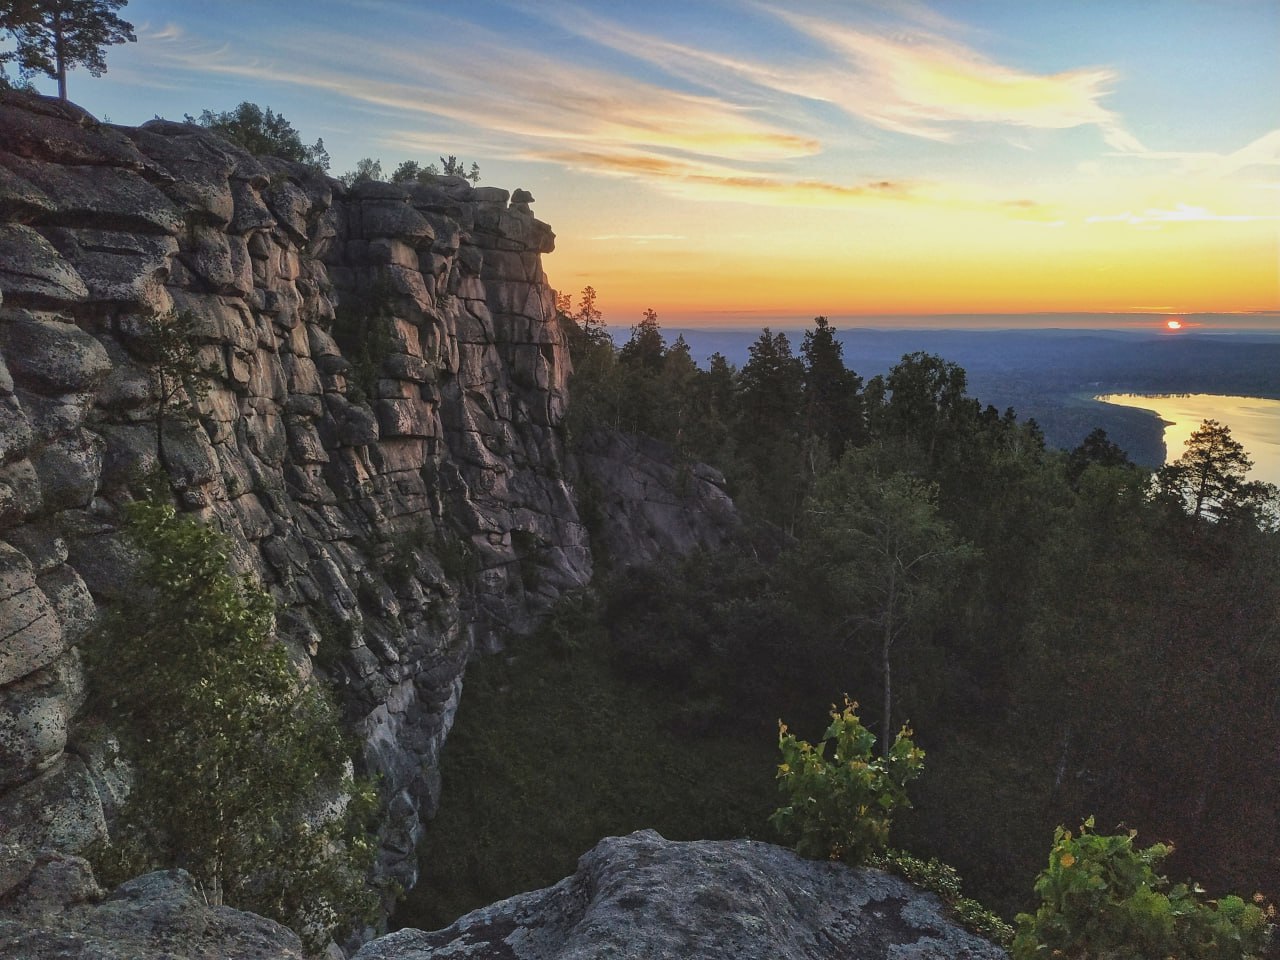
[88,500,378,950]
[801,316,865,460]
[1157,418,1268,523]
[0,0,134,100]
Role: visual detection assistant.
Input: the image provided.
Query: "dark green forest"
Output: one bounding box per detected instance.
[401,294,1280,935]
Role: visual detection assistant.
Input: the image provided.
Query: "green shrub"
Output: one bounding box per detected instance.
[1012,817,1273,960]
[769,698,924,864]
[86,500,380,950]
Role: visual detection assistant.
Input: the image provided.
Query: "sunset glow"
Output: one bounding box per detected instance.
[58,0,1280,327]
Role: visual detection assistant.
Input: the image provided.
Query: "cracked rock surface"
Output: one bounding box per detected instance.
[355,831,1008,960]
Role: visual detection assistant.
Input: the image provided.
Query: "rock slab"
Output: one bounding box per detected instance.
[356,831,1007,960]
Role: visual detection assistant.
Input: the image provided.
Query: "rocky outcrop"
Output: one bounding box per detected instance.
[0,88,737,905]
[0,851,305,959]
[354,831,1007,960]
[576,430,738,565]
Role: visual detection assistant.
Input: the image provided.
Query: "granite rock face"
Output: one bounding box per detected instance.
[0,89,738,901]
[354,831,1008,960]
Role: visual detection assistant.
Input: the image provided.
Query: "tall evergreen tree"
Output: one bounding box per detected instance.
[1156,419,1270,523]
[0,0,134,100]
[734,328,806,529]
[618,308,666,373]
[801,316,865,460]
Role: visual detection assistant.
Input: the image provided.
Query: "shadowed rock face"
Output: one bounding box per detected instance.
[354,831,1008,960]
[0,89,738,903]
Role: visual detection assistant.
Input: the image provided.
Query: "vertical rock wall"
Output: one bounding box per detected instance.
[0,91,596,894]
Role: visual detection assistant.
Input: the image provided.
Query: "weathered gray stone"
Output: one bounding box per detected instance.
[356,832,1007,960]
[574,429,738,566]
[0,458,41,531]
[180,221,241,292]
[0,224,89,306]
[0,157,182,235]
[0,666,70,789]
[0,860,306,959]
[0,755,108,858]
[32,432,105,512]
[0,164,54,221]
[0,91,146,169]
[264,178,313,243]
[0,543,64,686]
[0,317,110,395]
[0,394,33,467]
[41,227,177,311]
[128,124,238,225]
[37,563,97,648]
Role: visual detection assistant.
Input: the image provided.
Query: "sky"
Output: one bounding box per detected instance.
[19,0,1280,329]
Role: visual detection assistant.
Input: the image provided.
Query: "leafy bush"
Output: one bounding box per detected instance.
[769,698,924,864]
[86,500,379,950]
[1012,817,1273,960]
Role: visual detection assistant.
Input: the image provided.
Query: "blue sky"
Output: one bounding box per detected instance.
[18,0,1280,326]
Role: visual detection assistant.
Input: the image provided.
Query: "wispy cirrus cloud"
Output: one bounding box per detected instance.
[537,3,1141,150]
[134,21,818,164]
[770,8,1142,150]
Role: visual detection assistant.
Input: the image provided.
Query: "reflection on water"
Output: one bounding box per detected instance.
[1096,394,1280,488]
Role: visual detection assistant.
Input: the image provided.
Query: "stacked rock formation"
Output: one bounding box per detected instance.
[0,89,737,904]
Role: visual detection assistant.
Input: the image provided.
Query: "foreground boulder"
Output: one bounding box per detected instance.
[0,850,304,959]
[357,831,1006,960]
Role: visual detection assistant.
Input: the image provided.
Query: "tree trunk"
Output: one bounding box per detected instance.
[881,622,892,757]
[882,565,896,757]
[54,13,67,101]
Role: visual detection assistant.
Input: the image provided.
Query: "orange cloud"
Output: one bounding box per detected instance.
[534,147,913,207]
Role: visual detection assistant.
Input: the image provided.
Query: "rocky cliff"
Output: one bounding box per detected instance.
[0,89,737,905]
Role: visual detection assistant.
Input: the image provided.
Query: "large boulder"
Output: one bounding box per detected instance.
[356,831,1007,960]
[0,852,305,959]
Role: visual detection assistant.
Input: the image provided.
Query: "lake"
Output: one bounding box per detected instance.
[1096,394,1280,488]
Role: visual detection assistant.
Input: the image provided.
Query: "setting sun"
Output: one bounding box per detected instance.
[1167,319,1183,330]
